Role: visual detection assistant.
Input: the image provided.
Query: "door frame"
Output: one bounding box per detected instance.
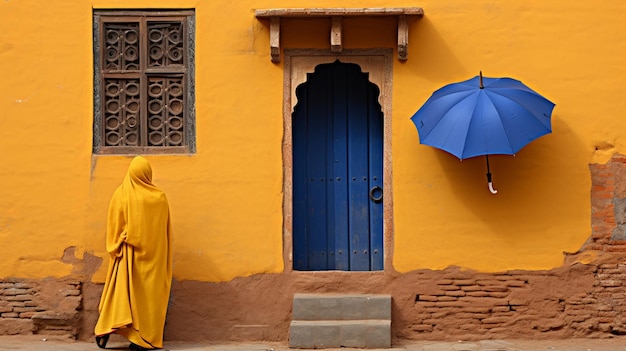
[282,48,394,273]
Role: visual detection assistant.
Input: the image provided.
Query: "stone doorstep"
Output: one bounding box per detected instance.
[289,320,391,349]
[292,294,392,320]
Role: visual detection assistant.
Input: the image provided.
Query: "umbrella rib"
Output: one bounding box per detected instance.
[487,88,554,130]
[459,92,482,159]
[481,91,514,155]
[488,88,554,154]
[417,90,476,150]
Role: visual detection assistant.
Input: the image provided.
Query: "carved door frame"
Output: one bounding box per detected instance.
[282,48,394,272]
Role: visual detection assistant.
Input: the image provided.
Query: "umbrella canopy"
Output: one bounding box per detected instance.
[411,73,555,160]
[410,72,555,194]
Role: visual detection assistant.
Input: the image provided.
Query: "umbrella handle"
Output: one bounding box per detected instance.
[488,181,498,194]
[487,172,498,195]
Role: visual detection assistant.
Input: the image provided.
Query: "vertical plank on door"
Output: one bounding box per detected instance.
[368,83,384,270]
[330,64,349,270]
[292,83,308,270]
[306,71,329,270]
[347,65,371,271]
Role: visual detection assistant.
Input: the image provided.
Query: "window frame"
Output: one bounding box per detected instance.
[93,9,196,155]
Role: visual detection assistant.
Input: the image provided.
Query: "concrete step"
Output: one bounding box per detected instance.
[289,320,391,349]
[292,293,391,320]
[289,294,391,349]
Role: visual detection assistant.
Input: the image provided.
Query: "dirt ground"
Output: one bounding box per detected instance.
[1,335,626,351]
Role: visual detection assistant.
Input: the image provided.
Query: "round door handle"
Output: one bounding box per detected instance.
[369,185,383,203]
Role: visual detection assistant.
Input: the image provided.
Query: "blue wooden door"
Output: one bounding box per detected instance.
[292,60,383,271]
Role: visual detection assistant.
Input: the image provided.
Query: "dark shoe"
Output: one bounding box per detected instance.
[129,342,150,351]
[95,334,110,349]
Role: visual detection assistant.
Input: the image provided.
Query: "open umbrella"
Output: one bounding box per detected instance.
[410,72,555,194]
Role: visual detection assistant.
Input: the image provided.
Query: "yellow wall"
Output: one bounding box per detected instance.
[0,0,624,282]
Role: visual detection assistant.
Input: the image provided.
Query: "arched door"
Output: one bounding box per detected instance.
[292,60,383,271]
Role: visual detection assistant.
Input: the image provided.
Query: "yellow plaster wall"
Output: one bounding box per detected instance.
[392,0,626,272]
[0,0,624,282]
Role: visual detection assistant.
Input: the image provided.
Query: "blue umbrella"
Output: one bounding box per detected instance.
[410,72,555,194]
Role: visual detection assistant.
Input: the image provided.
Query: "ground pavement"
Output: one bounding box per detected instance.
[1,335,626,351]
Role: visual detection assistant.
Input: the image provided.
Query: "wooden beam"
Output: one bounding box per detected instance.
[254,8,424,62]
[269,17,280,63]
[397,14,408,61]
[255,7,424,18]
[331,17,342,53]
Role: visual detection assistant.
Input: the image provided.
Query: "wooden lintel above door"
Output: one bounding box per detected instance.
[254,7,424,63]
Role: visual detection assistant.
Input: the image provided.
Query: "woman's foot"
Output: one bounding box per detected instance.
[95,334,110,349]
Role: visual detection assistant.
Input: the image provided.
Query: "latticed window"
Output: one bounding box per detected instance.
[93,10,195,154]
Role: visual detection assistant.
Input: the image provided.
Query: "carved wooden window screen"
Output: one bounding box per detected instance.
[93,10,195,154]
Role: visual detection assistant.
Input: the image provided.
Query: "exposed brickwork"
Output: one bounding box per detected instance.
[400,261,626,340]
[411,272,531,336]
[587,154,626,251]
[0,278,82,338]
[0,281,40,319]
[585,263,626,334]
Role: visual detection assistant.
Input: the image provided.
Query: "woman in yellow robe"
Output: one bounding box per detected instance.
[95,156,172,350]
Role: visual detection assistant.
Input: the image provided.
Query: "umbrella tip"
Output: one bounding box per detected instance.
[479,71,484,89]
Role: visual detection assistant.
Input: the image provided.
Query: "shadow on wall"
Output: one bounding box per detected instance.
[405,16,466,82]
[426,114,586,238]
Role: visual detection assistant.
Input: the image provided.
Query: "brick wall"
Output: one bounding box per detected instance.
[401,262,626,340]
[587,154,626,250]
[0,278,81,338]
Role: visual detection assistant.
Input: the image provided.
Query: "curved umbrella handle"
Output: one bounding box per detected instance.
[488,181,498,194]
[486,156,498,195]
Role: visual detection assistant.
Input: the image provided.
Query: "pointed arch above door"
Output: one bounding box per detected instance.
[282,49,394,272]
